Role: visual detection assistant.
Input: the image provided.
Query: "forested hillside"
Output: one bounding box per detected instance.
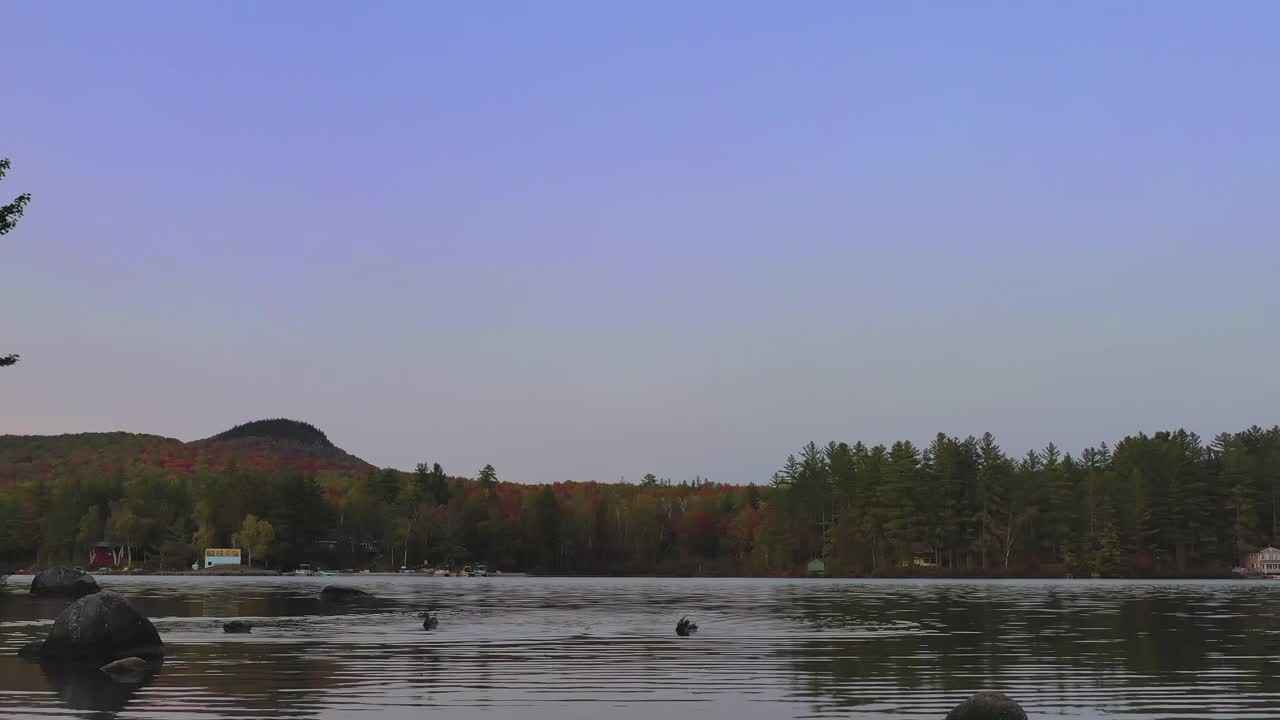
[1,420,1277,577]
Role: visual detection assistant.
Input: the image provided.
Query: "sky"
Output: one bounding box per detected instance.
[2,2,1278,484]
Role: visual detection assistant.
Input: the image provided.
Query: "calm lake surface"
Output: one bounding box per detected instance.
[3,576,1280,719]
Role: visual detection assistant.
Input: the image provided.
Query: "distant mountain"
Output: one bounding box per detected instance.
[0,419,372,486]
[203,419,335,448]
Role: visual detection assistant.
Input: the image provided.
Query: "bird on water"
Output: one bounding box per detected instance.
[223,621,253,633]
[675,616,698,636]
[419,612,439,630]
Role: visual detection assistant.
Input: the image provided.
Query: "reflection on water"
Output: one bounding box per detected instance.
[4,577,1280,719]
[38,661,160,717]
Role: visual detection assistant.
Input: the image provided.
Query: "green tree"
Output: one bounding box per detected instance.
[922,434,978,569]
[369,467,401,503]
[416,462,451,506]
[0,159,31,236]
[1217,431,1267,565]
[990,451,1040,570]
[974,433,1012,569]
[881,441,922,565]
[1089,498,1123,576]
[265,474,331,567]
[106,501,145,568]
[160,517,194,569]
[478,464,498,491]
[1,158,31,367]
[76,506,106,564]
[233,514,275,567]
[394,479,429,568]
[535,486,561,568]
[1042,442,1077,563]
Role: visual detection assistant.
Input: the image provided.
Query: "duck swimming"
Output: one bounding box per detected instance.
[675,616,698,636]
[419,612,439,630]
[223,621,253,633]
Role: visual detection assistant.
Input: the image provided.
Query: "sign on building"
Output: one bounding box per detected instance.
[204,548,242,568]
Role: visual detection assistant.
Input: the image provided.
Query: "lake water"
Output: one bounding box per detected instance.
[2,576,1280,719]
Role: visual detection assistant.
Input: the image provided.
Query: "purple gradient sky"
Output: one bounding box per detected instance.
[2,2,1277,483]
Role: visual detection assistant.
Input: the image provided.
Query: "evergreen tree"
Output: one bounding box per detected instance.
[415,462,451,506]
[159,517,194,569]
[1042,442,1077,564]
[974,433,1012,569]
[478,464,498,491]
[535,486,561,569]
[881,441,922,565]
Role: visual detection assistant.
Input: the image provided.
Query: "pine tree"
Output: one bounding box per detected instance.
[974,433,1012,569]
[536,486,561,569]
[478,464,498,491]
[882,441,922,565]
[1043,442,1077,563]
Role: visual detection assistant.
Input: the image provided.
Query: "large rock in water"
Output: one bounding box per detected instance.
[945,692,1027,720]
[319,586,374,603]
[30,567,100,598]
[38,591,164,662]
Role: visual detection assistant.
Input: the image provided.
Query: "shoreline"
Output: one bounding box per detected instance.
[2,570,1251,581]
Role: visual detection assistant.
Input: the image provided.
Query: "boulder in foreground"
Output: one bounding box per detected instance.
[30,567,100,598]
[36,591,164,662]
[945,692,1027,720]
[319,586,374,603]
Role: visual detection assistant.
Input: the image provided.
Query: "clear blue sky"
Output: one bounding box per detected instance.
[3,2,1277,483]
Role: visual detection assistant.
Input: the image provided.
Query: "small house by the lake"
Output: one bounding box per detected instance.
[1245,547,1280,576]
[204,547,242,569]
[910,542,937,568]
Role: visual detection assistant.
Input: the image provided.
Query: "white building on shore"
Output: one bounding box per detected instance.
[1245,547,1280,576]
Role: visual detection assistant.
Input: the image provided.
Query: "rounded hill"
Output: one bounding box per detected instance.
[206,419,335,448]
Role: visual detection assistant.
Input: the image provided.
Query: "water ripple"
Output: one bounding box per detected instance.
[4,577,1280,718]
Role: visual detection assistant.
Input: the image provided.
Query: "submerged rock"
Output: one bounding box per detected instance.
[39,591,164,662]
[30,567,100,598]
[319,586,374,603]
[18,640,45,660]
[945,692,1027,720]
[675,616,698,636]
[43,660,159,712]
[99,657,154,684]
[222,621,253,633]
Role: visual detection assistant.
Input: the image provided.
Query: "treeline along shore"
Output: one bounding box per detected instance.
[2,419,1278,578]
